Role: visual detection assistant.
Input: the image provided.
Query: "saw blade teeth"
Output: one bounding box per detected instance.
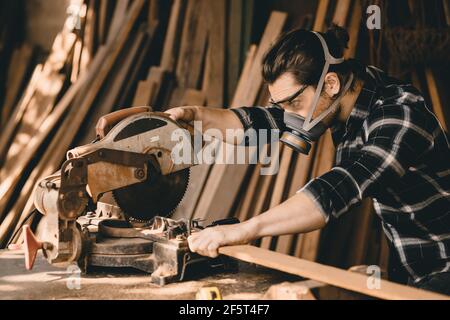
[112,168,191,223]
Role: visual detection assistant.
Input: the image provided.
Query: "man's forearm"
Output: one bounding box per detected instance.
[244,191,327,240]
[194,107,245,144]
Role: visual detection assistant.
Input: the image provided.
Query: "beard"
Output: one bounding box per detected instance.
[312,96,341,128]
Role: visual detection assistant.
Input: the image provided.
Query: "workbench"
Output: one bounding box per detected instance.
[0,250,300,300]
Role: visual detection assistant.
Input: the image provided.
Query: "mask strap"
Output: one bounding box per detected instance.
[302,32,351,132]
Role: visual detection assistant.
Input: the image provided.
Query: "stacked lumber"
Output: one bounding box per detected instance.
[0,1,30,130]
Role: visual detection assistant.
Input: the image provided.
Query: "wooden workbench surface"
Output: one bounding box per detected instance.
[0,250,300,300]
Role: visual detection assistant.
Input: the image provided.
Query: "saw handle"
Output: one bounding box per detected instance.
[96,106,152,139]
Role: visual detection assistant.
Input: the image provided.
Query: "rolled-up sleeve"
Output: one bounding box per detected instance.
[299,103,435,222]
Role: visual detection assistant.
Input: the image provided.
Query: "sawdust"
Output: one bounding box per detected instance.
[223,293,263,300]
[210,278,238,285]
[127,280,207,296]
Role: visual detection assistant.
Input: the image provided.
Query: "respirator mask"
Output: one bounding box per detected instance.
[280,32,354,155]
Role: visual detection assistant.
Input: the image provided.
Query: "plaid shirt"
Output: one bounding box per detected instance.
[231,66,450,283]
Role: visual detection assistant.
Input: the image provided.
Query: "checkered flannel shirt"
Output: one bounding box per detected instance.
[231,66,450,283]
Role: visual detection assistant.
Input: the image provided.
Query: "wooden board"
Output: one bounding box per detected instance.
[193,12,287,225]
[1,44,34,128]
[203,0,226,107]
[219,245,449,300]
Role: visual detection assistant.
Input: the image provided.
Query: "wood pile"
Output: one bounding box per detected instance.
[0,0,448,279]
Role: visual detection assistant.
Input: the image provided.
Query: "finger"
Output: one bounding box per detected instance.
[166,108,183,121]
[207,243,219,258]
[188,235,199,253]
[196,236,217,257]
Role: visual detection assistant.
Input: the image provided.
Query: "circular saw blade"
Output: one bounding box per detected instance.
[113,168,190,223]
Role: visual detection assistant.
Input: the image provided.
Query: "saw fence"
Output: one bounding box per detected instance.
[0,0,449,285]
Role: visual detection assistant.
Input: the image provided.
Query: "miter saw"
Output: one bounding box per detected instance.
[21,107,238,285]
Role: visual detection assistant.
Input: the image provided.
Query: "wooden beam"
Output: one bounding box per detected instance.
[219,245,449,300]
[193,12,287,224]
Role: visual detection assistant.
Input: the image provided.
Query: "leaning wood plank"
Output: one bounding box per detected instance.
[161,0,187,72]
[133,80,154,106]
[97,0,110,45]
[260,146,294,250]
[276,147,317,254]
[1,31,76,181]
[172,89,210,220]
[0,64,42,166]
[262,0,331,252]
[425,69,448,130]
[227,0,243,103]
[192,44,257,222]
[220,245,449,300]
[297,0,354,260]
[106,0,130,44]
[332,0,351,27]
[344,0,362,59]
[78,25,149,146]
[0,0,145,244]
[1,44,34,127]
[175,0,208,90]
[193,12,287,224]
[313,0,330,32]
[203,0,226,106]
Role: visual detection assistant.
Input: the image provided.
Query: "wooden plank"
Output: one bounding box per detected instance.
[345,0,362,59]
[443,0,450,25]
[133,80,154,106]
[97,0,110,45]
[296,0,354,260]
[219,245,449,300]
[78,25,150,146]
[0,64,42,167]
[0,31,77,182]
[259,146,294,250]
[160,0,187,72]
[203,0,226,106]
[117,23,160,108]
[80,0,96,71]
[333,0,352,27]
[425,69,448,130]
[1,43,34,127]
[313,0,330,32]
[193,12,287,225]
[227,0,243,104]
[175,0,208,91]
[262,0,331,254]
[171,90,209,220]
[276,147,317,255]
[106,0,130,44]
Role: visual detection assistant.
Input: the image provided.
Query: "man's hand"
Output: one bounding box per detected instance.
[188,222,257,258]
[165,106,200,123]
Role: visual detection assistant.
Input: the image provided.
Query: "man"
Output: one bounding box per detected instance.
[166,26,450,294]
